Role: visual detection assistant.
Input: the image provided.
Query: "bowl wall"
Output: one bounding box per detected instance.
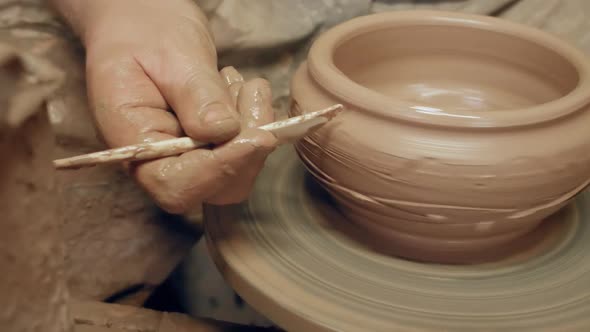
[333,24,579,112]
[290,11,590,263]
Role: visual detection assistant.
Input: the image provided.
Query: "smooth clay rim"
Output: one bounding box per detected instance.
[308,10,590,128]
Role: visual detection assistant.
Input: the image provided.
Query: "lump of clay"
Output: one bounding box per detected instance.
[200,0,371,53]
[371,0,516,14]
[0,41,70,332]
[0,1,200,306]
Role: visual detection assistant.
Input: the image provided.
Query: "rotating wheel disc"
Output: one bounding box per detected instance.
[205,146,590,331]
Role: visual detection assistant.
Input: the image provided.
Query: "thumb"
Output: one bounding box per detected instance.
[138,48,240,143]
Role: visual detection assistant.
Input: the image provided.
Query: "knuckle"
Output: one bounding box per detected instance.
[182,67,204,86]
[210,150,237,177]
[181,61,217,87]
[178,69,225,108]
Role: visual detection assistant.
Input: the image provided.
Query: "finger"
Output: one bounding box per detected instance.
[236,78,275,129]
[86,53,182,148]
[206,78,276,203]
[205,128,277,205]
[133,128,277,213]
[137,44,240,144]
[220,66,244,106]
[205,145,269,205]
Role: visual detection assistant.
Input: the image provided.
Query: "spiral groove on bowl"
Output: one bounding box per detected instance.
[290,11,590,263]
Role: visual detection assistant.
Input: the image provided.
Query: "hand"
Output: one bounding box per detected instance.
[53,0,277,213]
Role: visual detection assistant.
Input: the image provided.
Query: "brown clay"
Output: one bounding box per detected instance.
[290,10,590,263]
[41,34,201,304]
[71,300,280,332]
[205,144,590,331]
[0,43,70,331]
[1,0,200,303]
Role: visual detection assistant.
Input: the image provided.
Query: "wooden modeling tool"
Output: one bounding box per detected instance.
[53,104,343,170]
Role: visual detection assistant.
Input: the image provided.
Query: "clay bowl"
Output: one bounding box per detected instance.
[290,10,590,263]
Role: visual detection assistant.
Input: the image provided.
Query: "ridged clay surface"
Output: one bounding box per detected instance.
[290,11,590,262]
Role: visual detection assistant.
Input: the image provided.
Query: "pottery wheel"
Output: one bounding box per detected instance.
[205,146,590,331]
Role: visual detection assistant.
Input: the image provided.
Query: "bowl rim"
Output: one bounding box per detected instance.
[307,10,590,128]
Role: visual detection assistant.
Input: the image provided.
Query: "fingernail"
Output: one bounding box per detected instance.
[199,103,240,140]
[221,66,244,85]
[201,102,236,124]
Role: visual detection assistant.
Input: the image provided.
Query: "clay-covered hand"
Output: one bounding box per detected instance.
[50,0,277,213]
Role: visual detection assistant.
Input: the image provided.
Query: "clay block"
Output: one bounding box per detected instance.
[71,300,282,332]
[0,42,70,331]
[0,0,201,304]
[371,0,516,14]
[500,0,590,52]
[75,327,114,332]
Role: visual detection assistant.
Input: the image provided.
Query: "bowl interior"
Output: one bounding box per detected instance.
[333,25,580,112]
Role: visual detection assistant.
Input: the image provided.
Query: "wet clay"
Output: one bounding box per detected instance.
[205,144,590,331]
[71,300,279,332]
[290,11,590,263]
[0,43,70,331]
[0,6,201,302]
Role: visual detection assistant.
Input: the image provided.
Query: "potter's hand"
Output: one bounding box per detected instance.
[50,0,277,213]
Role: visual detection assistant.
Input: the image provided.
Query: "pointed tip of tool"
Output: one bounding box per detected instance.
[260,104,346,144]
[319,104,344,120]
